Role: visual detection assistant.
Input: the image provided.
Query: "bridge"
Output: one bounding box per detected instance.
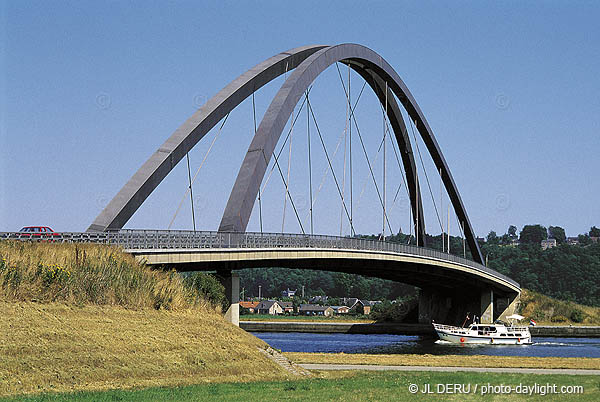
[4,44,521,326]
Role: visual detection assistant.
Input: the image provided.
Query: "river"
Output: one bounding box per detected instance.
[252,332,600,358]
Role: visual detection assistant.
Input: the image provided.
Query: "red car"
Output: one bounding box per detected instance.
[19,226,61,238]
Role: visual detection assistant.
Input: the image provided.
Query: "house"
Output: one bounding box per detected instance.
[256,300,284,315]
[331,306,350,314]
[341,297,360,309]
[309,295,328,304]
[567,237,579,246]
[281,288,296,297]
[279,301,294,314]
[541,238,557,250]
[299,304,334,317]
[239,301,259,313]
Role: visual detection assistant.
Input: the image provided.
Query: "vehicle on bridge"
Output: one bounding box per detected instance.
[433,321,532,345]
[18,226,60,238]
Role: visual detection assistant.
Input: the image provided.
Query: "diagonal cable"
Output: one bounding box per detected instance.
[261,87,312,194]
[408,115,444,232]
[335,65,393,235]
[168,113,229,229]
[306,96,356,236]
[308,80,366,220]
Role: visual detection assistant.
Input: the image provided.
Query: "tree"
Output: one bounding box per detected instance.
[590,226,600,237]
[548,226,566,244]
[519,224,548,245]
[508,225,518,240]
[486,231,499,245]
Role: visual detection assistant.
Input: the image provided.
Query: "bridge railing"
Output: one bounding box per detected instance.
[0,230,519,289]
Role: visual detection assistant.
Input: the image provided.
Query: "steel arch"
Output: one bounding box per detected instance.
[219,44,484,264]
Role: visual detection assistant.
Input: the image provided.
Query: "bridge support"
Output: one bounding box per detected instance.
[496,292,521,322]
[418,288,479,326]
[480,289,494,324]
[419,287,520,326]
[217,270,239,326]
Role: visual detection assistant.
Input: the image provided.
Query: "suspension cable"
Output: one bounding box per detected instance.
[264,145,305,234]
[306,96,355,235]
[168,113,230,229]
[335,67,393,235]
[252,91,263,233]
[380,109,410,235]
[282,101,294,232]
[383,81,388,238]
[408,116,444,232]
[340,81,348,236]
[307,89,314,235]
[261,87,311,194]
[308,79,366,228]
[186,153,196,231]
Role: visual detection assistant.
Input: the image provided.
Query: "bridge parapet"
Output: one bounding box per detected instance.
[0,230,519,291]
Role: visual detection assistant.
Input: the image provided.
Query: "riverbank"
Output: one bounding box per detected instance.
[240,321,600,337]
[242,314,373,323]
[284,352,600,370]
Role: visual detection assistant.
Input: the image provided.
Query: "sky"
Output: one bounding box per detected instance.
[1,1,599,239]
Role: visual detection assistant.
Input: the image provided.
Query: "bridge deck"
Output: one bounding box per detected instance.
[0,230,519,294]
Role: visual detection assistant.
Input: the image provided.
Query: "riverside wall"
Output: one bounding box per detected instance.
[240,321,600,337]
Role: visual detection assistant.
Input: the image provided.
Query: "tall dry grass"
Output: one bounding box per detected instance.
[0,241,211,311]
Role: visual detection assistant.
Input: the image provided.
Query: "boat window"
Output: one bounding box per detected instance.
[500,334,506,336]
[489,326,496,332]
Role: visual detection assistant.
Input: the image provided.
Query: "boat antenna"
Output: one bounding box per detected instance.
[461,312,471,328]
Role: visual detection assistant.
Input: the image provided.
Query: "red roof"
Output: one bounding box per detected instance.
[240,301,259,309]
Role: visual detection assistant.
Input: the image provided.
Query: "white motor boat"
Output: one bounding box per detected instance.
[433,318,532,345]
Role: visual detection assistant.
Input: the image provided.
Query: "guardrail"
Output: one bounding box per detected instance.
[0,230,519,289]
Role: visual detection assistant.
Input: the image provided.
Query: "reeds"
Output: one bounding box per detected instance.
[0,240,213,311]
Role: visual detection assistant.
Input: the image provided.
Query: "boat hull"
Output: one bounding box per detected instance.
[436,330,531,345]
[433,323,532,345]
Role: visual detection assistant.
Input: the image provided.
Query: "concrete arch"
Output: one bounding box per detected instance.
[87,45,328,232]
[219,44,484,264]
[87,44,426,246]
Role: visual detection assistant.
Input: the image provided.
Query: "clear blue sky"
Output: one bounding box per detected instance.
[1,1,599,239]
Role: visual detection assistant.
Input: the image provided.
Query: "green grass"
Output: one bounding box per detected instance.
[2,371,598,401]
[241,314,373,322]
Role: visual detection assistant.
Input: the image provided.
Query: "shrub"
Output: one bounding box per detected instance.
[184,272,226,310]
[550,315,567,323]
[570,309,584,323]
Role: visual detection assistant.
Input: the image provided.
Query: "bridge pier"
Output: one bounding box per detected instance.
[217,270,239,326]
[418,288,479,326]
[418,287,520,326]
[480,289,494,324]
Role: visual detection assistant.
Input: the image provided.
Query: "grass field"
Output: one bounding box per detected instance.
[284,352,600,370]
[0,302,290,397]
[1,371,597,401]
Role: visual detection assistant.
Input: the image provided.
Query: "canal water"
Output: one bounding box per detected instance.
[252,332,600,358]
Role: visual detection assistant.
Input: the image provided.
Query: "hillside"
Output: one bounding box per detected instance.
[519,289,600,325]
[0,241,291,397]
